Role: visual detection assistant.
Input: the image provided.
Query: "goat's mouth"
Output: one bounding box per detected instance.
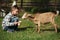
[22,17,27,19]
[22,16,26,19]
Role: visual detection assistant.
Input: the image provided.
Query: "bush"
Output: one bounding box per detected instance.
[31,7,56,13]
[23,7,33,12]
[22,7,56,14]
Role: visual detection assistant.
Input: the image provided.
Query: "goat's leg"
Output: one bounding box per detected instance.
[35,24,38,32]
[37,22,40,33]
[51,19,57,33]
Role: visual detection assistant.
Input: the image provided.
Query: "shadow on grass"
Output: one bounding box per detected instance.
[16,26,60,33]
[57,28,60,33]
[16,26,33,31]
[40,28,60,33]
[40,29,55,31]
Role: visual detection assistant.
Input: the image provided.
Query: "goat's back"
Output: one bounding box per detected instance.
[33,12,56,23]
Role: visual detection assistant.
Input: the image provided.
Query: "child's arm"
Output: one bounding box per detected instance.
[18,21,22,26]
[3,16,18,26]
[16,18,22,26]
[5,18,15,26]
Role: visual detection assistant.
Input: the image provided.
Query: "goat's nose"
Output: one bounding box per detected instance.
[22,15,26,19]
[22,16,25,19]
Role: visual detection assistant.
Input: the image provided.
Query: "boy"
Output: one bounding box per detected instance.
[2,5,21,32]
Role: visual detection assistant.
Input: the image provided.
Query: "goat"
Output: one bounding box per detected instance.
[22,11,59,33]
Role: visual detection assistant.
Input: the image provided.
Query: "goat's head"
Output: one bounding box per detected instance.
[22,12,32,19]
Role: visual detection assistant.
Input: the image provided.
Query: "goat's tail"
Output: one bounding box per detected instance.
[55,10,59,16]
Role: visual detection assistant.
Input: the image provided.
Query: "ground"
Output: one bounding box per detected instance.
[0,15,60,40]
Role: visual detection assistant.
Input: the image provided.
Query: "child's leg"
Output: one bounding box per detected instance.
[14,26,18,30]
[7,26,15,32]
[8,26,18,31]
[3,26,14,32]
[7,29,14,32]
[3,26,9,31]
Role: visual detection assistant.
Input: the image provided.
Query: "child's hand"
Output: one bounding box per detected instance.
[19,21,22,23]
[18,21,22,26]
[14,22,18,25]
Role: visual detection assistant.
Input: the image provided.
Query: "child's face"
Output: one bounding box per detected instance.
[12,9,19,15]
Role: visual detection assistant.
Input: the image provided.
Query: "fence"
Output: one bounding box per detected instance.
[0,1,60,17]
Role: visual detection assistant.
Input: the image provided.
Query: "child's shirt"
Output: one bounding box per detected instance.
[2,12,19,29]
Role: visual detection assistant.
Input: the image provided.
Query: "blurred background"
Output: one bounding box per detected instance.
[0,0,60,17]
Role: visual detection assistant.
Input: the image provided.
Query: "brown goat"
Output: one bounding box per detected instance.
[22,11,59,33]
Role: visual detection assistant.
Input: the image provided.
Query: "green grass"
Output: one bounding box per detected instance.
[0,15,60,40]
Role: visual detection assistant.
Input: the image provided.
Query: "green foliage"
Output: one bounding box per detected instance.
[31,6,56,13]
[23,7,33,12]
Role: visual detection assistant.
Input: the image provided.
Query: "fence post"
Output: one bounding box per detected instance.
[21,0,23,8]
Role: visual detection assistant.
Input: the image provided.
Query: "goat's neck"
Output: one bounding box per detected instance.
[29,17,35,21]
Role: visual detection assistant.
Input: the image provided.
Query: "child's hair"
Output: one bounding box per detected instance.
[11,5,19,11]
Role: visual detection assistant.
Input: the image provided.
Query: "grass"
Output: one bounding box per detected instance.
[0,15,60,40]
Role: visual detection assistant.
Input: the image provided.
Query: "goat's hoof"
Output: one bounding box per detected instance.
[37,31,40,33]
[55,31,58,33]
[55,30,58,33]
